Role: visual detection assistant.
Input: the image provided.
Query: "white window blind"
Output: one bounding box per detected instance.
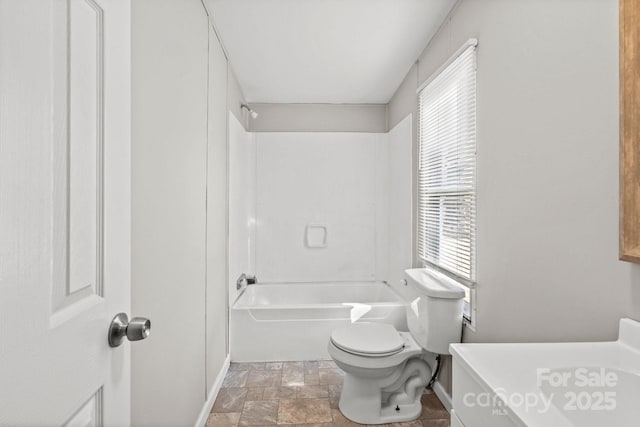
[417,41,477,283]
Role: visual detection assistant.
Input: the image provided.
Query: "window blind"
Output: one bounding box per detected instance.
[417,42,477,282]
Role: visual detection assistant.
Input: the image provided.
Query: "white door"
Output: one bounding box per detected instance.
[0,0,132,426]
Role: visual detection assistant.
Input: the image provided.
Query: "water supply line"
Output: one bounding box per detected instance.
[427,354,442,389]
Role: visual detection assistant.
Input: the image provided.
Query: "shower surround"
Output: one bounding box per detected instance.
[229,114,412,360]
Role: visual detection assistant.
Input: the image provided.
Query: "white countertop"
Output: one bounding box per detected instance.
[450,319,640,427]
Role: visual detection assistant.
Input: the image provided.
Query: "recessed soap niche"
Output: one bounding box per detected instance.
[305,224,327,248]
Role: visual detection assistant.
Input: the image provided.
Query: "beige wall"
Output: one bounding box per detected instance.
[132,0,208,425]
[228,67,248,130]
[247,103,387,132]
[206,19,230,396]
[388,0,640,392]
[387,65,420,266]
[132,1,233,425]
[388,65,418,132]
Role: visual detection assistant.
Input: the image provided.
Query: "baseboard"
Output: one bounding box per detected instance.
[194,354,231,427]
[432,380,452,413]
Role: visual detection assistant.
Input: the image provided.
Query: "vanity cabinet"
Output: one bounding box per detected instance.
[451,357,519,427]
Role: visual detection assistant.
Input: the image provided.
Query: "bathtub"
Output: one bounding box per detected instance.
[230,281,407,362]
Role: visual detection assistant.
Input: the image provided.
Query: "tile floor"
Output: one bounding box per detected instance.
[206,360,450,427]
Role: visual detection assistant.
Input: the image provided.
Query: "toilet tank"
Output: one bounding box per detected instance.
[404,268,465,355]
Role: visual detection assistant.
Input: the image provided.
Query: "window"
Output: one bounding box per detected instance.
[417,40,477,318]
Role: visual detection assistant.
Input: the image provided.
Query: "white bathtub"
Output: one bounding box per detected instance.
[230,281,407,362]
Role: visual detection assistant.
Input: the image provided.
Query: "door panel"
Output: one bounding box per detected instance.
[51,0,105,315]
[63,389,103,427]
[0,1,131,426]
[66,0,103,297]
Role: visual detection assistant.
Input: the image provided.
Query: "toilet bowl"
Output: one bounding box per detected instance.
[328,322,435,424]
[328,268,466,425]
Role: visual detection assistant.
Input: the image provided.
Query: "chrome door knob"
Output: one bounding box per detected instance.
[127,317,151,341]
[108,313,151,348]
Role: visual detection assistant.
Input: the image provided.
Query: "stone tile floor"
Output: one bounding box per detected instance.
[206,360,450,427]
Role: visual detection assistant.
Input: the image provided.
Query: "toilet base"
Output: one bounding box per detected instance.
[337,357,431,425]
[379,401,423,424]
[339,397,422,425]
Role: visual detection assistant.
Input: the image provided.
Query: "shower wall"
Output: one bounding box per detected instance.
[256,132,380,283]
[229,114,256,304]
[386,115,413,293]
[228,114,412,301]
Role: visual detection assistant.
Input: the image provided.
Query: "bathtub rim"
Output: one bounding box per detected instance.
[232,280,405,308]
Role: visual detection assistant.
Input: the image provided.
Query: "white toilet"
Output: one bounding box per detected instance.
[328,268,465,424]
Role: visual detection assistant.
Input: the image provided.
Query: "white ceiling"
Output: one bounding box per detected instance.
[206,0,457,104]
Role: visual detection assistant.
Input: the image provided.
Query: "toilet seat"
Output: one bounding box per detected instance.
[330,323,405,357]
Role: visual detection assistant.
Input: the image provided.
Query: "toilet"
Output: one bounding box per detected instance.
[328,268,465,424]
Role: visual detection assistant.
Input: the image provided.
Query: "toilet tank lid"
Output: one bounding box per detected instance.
[404,268,466,299]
